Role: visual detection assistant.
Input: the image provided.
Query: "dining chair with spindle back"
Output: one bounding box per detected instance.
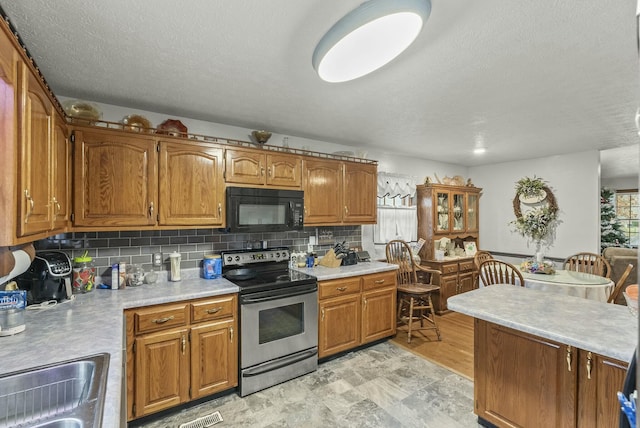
[607,263,635,304]
[479,259,524,287]
[563,252,611,278]
[473,250,493,270]
[385,240,442,343]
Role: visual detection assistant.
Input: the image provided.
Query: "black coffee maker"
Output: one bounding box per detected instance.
[15,251,72,305]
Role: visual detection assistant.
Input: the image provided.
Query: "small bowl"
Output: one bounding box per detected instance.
[251,130,272,145]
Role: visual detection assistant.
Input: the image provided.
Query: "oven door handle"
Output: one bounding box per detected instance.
[242,348,318,378]
[240,283,317,304]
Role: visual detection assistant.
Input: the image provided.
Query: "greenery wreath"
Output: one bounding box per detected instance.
[511,177,559,244]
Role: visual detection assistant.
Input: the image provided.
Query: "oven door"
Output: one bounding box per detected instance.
[240,283,318,369]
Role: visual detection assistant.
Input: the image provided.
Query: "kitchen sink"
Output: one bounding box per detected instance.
[0,353,109,428]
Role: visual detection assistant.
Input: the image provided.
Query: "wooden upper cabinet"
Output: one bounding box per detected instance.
[17,65,53,237]
[225,148,301,188]
[73,128,157,227]
[343,162,376,224]
[51,114,70,231]
[266,152,301,188]
[159,141,224,226]
[303,158,343,224]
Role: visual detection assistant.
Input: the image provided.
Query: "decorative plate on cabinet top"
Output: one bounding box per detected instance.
[156,119,188,137]
[122,114,152,132]
[62,99,102,123]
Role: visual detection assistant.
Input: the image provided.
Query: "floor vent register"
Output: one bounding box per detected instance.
[178,411,224,428]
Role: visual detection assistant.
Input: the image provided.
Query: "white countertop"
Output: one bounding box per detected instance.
[0,261,398,426]
[448,285,637,363]
[292,260,398,281]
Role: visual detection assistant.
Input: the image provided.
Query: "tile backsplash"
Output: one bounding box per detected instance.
[35,227,362,277]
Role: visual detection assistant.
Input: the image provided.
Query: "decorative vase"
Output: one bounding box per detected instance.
[534,242,544,262]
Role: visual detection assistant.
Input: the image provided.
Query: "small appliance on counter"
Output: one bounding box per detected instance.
[14,251,72,305]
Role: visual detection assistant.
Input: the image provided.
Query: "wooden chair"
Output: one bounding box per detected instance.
[385,240,442,343]
[479,259,524,287]
[607,263,635,304]
[473,250,493,270]
[563,252,611,278]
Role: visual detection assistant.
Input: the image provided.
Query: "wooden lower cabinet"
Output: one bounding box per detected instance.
[423,258,476,314]
[126,294,238,420]
[475,319,628,428]
[318,271,396,358]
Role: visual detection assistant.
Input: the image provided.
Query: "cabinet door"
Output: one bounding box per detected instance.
[318,294,360,358]
[134,328,190,417]
[458,271,474,295]
[435,190,450,233]
[577,351,628,428]
[159,141,224,226]
[361,287,396,344]
[73,130,157,226]
[190,319,238,399]
[51,113,70,231]
[343,162,377,224]
[466,192,479,232]
[225,148,264,185]
[452,192,465,232]
[266,152,302,188]
[475,320,576,428]
[303,159,342,224]
[18,66,53,237]
[0,28,19,245]
[433,274,457,314]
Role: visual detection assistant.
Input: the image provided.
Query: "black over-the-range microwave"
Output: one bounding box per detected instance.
[226,187,304,233]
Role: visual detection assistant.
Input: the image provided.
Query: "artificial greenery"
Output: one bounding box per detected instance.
[514,176,546,198]
[600,187,627,251]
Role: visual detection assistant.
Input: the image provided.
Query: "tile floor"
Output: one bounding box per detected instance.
[133,341,482,428]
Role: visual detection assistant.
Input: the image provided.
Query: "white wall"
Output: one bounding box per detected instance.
[602,176,639,190]
[469,151,600,259]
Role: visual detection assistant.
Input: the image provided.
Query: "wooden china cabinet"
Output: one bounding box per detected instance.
[417,183,482,314]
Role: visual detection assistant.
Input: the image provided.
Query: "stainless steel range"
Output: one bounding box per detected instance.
[221,247,318,397]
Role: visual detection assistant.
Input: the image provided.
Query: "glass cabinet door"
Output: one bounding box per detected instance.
[436,191,449,232]
[452,193,465,232]
[467,193,478,231]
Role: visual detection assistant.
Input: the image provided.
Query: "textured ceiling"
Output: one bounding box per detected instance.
[1,1,639,176]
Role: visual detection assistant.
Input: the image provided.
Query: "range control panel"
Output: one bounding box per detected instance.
[221,248,290,267]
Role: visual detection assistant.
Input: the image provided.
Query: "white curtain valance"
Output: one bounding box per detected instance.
[377,172,417,199]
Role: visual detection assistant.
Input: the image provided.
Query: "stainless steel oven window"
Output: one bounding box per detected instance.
[241,291,318,369]
[258,302,304,344]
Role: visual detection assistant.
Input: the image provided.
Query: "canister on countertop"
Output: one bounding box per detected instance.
[169,252,181,281]
[0,289,26,336]
[203,254,222,279]
[72,251,95,293]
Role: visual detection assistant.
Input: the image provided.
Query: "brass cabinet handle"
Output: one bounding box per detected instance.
[344,205,348,215]
[260,165,265,176]
[336,287,347,291]
[230,326,234,344]
[149,202,154,219]
[206,307,222,314]
[566,346,572,372]
[218,202,222,215]
[321,308,325,321]
[181,335,186,355]
[152,315,175,324]
[374,279,385,284]
[52,196,61,219]
[586,351,592,380]
[267,167,272,177]
[24,189,34,224]
[363,297,367,308]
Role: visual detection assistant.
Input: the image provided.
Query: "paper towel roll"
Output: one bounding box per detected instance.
[0,250,32,288]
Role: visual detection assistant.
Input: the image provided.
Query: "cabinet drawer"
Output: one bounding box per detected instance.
[134,303,188,334]
[459,260,474,272]
[362,271,396,291]
[319,277,361,299]
[191,295,236,323]
[441,263,458,275]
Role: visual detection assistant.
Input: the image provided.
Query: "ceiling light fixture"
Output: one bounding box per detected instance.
[474,147,486,155]
[312,0,431,83]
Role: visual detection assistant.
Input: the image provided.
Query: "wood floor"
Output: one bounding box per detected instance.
[390,311,474,380]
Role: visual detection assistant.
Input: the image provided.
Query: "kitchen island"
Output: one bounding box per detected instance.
[448,285,637,428]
